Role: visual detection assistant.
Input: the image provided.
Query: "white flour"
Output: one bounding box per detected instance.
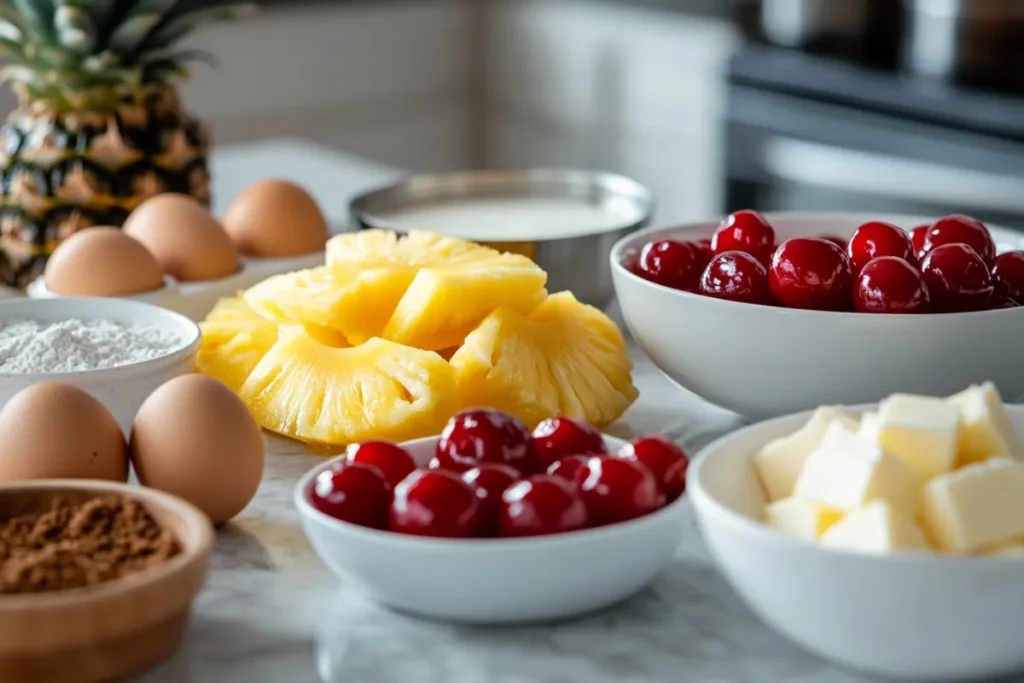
[0,319,184,373]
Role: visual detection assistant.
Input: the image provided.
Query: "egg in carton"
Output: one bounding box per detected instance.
[27,180,329,321]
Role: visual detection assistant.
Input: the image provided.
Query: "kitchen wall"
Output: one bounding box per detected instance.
[176,0,738,223]
[483,0,738,222]
[181,0,474,173]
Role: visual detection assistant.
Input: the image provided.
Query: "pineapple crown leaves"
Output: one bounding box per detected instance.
[0,0,256,111]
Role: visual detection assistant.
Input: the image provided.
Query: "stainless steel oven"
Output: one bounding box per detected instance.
[724,44,1024,229]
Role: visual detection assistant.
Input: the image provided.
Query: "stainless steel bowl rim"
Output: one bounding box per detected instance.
[348,168,656,242]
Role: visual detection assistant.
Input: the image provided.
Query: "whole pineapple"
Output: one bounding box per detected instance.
[0,0,254,287]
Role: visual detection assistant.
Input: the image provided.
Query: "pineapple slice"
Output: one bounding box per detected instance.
[244,266,415,345]
[240,329,457,446]
[382,253,548,351]
[450,291,638,429]
[204,293,256,322]
[197,297,279,391]
[326,229,491,267]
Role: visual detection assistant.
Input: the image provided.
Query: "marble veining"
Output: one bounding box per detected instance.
[134,349,877,683]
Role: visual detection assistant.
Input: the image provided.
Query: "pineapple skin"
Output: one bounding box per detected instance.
[0,89,211,288]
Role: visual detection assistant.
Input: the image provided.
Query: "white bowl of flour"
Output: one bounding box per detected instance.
[0,298,201,434]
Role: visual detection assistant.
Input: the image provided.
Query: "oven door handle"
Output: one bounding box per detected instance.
[761,137,1024,215]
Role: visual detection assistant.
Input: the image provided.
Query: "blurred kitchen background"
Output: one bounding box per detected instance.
[51,0,1022,228]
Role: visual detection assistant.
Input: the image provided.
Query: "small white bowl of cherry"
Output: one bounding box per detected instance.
[294,408,690,624]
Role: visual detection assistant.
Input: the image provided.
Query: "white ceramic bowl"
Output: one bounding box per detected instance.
[0,297,201,434]
[295,434,687,624]
[689,403,1024,681]
[611,212,1024,419]
[26,274,180,305]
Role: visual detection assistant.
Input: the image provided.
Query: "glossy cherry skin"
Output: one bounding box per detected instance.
[499,475,589,537]
[462,463,521,536]
[310,463,391,529]
[694,238,713,264]
[920,243,994,313]
[618,436,689,502]
[909,224,930,258]
[854,257,931,314]
[435,408,536,474]
[546,455,592,484]
[846,221,916,273]
[712,210,776,265]
[993,251,1024,304]
[991,295,1021,309]
[532,417,607,473]
[921,214,996,266]
[391,469,485,538]
[768,238,854,311]
[345,441,416,489]
[820,235,848,250]
[699,251,772,305]
[634,239,703,291]
[574,456,664,526]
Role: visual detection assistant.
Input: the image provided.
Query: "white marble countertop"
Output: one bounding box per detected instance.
[133,141,880,682]
[133,345,876,683]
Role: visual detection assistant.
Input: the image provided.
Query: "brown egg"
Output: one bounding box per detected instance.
[222,179,328,258]
[130,374,265,525]
[44,227,165,296]
[0,383,129,483]
[124,193,240,282]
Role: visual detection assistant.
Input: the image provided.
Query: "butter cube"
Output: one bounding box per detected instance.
[820,501,929,554]
[876,394,959,482]
[754,406,858,501]
[793,421,919,515]
[858,411,881,442]
[921,459,1024,554]
[765,497,844,542]
[947,382,1023,466]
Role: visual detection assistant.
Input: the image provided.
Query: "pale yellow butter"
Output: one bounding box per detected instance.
[876,393,959,483]
[820,500,929,554]
[921,459,1024,554]
[858,411,881,442]
[753,406,858,501]
[765,497,843,542]
[793,421,918,515]
[947,382,1023,467]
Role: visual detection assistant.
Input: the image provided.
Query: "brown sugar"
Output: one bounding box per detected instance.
[0,496,180,595]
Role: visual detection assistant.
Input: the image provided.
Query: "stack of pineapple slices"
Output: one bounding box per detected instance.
[196,230,638,446]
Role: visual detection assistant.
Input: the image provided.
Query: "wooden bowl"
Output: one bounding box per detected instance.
[0,480,214,683]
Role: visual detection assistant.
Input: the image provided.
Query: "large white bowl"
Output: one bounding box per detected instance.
[0,297,200,433]
[295,434,687,624]
[611,212,1024,419]
[689,403,1024,681]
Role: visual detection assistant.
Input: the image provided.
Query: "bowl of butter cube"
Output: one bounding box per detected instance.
[688,382,1024,682]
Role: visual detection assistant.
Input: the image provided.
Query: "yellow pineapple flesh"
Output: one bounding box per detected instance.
[197,296,278,391]
[240,328,457,445]
[326,229,490,267]
[450,291,638,429]
[382,253,547,351]
[244,266,415,345]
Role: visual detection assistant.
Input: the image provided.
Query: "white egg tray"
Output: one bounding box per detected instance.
[24,251,325,322]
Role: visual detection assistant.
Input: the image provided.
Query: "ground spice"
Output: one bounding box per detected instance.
[0,496,180,595]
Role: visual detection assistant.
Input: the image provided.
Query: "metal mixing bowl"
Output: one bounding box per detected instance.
[348,169,655,310]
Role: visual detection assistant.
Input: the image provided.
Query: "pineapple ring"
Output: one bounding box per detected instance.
[450,291,638,429]
[240,328,458,446]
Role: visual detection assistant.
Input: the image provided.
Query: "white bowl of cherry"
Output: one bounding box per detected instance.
[294,408,689,623]
[611,211,1024,420]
